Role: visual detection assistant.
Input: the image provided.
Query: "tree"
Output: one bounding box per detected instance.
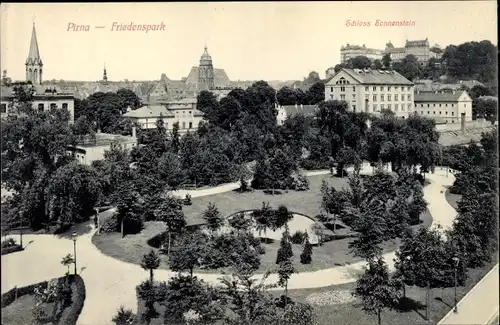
[304,81,325,105]
[382,54,392,69]
[276,226,293,264]
[202,202,224,232]
[278,258,296,307]
[141,249,161,283]
[61,254,74,276]
[171,122,180,153]
[392,55,423,81]
[154,196,186,255]
[351,56,372,69]
[136,280,159,325]
[349,200,386,260]
[321,181,349,232]
[353,257,402,325]
[373,59,383,70]
[300,233,313,264]
[117,88,141,110]
[112,305,136,325]
[113,181,143,237]
[169,232,207,279]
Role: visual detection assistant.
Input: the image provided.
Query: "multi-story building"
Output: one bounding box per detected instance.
[1,24,75,122]
[123,98,204,133]
[385,38,441,66]
[70,129,138,166]
[340,44,384,64]
[276,103,319,125]
[414,89,472,124]
[324,68,415,118]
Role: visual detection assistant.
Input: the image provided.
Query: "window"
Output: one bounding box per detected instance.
[407,87,410,91]
[439,111,442,115]
[445,104,448,107]
[388,95,392,101]
[380,86,384,91]
[373,104,378,111]
[330,94,334,99]
[395,87,398,91]
[445,111,448,115]
[189,122,192,129]
[401,104,405,111]
[365,94,369,100]
[451,104,454,107]
[439,104,442,107]
[340,95,346,100]
[38,103,44,112]
[373,86,376,91]
[381,104,385,110]
[62,103,68,110]
[352,94,356,100]
[353,86,356,91]
[433,111,436,115]
[373,95,377,101]
[452,112,455,116]
[427,104,430,107]
[365,86,368,91]
[433,104,436,107]
[395,95,398,101]
[427,111,430,114]
[388,104,392,110]
[352,105,356,112]
[189,111,192,114]
[182,122,186,129]
[0,103,6,113]
[341,86,346,92]
[381,95,385,101]
[330,87,333,92]
[50,103,57,109]
[388,86,392,91]
[395,104,399,111]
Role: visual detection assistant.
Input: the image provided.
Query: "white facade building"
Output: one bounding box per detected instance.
[414,90,473,124]
[324,68,414,118]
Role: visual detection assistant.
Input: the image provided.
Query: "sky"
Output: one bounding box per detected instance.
[1,2,497,82]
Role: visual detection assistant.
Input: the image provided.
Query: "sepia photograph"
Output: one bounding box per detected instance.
[0,2,498,325]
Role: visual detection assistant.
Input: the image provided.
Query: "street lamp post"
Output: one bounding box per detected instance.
[403,255,412,298]
[72,232,77,275]
[452,256,460,313]
[19,211,23,248]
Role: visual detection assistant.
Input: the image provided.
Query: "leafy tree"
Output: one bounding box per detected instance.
[169,232,207,279]
[112,305,136,325]
[305,81,325,105]
[154,196,186,254]
[278,258,296,307]
[159,274,224,325]
[373,59,383,70]
[353,257,402,325]
[141,249,161,283]
[349,200,386,260]
[408,181,427,225]
[171,122,180,153]
[392,55,423,81]
[61,254,74,276]
[351,56,372,69]
[136,280,159,325]
[382,54,392,69]
[300,233,313,264]
[320,181,349,232]
[202,202,224,232]
[117,88,141,110]
[113,181,144,237]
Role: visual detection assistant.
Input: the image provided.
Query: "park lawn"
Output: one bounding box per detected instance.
[444,188,461,210]
[1,293,55,325]
[92,172,433,274]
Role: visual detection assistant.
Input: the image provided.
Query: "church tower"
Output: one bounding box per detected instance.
[25,23,43,85]
[198,46,214,90]
[102,64,108,84]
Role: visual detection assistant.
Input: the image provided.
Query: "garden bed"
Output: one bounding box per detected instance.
[1,275,86,325]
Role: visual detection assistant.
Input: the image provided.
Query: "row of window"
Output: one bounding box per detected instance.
[371,103,413,111]
[366,94,412,102]
[420,110,456,116]
[418,103,462,108]
[329,86,413,92]
[38,103,69,112]
[146,121,193,129]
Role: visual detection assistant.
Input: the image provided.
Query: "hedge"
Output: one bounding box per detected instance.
[58,274,86,325]
[1,244,24,256]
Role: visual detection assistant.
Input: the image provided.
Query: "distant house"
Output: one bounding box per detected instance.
[414,89,472,124]
[276,103,319,125]
[123,98,204,133]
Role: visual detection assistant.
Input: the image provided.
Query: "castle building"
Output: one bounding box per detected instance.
[385,39,442,66]
[325,68,415,118]
[1,23,75,122]
[340,44,384,64]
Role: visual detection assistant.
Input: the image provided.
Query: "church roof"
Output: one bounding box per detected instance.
[26,23,42,65]
[200,46,212,63]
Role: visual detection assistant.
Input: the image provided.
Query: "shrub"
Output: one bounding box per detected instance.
[1,244,23,255]
[122,214,144,235]
[32,304,49,323]
[291,231,307,244]
[100,215,119,233]
[288,173,309,191]
[58,275,86,325]
[239,176,250,192]
[183,194,192,206]
[112,305,136,325]
[300,235,313,264]
[1,238,17,249]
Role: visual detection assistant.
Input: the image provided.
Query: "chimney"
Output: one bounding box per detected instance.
[461,113,466,133]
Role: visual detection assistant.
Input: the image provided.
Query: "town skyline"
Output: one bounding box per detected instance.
[1,2,497,82]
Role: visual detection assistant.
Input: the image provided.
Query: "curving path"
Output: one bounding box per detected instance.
[1,164,457,325]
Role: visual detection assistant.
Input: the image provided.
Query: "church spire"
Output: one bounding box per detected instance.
[102,63,108,84]
[25,22,43,84]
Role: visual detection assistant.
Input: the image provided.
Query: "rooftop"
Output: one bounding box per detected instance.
[76,133,137,147]
[123,105,174,118]
[327,68,413,85]
[406,39,429,47]
[279,104,319,117]
[414,90,467,102]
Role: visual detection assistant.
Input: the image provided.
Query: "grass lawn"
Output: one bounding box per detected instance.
[1,293,56,325]
[134,257,498,325]
[92,173,433,273]
[444,188,461,210]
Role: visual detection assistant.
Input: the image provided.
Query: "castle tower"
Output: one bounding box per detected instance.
[198,46,214,90]
[25,23,43,84]
[102,64,108,84]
